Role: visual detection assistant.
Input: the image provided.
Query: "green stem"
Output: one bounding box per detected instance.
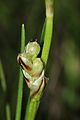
[25,97,40,120]
[15,24,25,120]
[41,0,54,66]
[25,0,54,120]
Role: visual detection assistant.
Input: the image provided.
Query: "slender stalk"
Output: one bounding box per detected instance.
[15,24,25,120]
[25,0,54,120]
[41,0,54,66]
[25,97,40,120]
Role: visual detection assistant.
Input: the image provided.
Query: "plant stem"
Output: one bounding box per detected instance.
[25,97,40,120]
[41,0,54,66]
[25,0,54,120]
[15,24,25,120]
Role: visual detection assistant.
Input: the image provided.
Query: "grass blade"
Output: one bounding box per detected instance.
[41,0,54,66]
[15,24,25,120]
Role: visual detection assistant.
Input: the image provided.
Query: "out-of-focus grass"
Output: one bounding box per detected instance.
[0,60,11,120]
[0,60,7,93]
[6,104,11,120]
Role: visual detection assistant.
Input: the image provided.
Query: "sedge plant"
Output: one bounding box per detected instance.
[16,0,54,120]
[25,0,54,120]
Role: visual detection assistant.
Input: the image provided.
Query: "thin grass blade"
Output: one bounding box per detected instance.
[15,24,25,120]
[41,0,54,66]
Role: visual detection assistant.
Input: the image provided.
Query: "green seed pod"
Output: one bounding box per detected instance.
[31,58,43,77]
[25,41,40,59]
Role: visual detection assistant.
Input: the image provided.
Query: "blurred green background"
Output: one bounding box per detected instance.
[0,0,80,120]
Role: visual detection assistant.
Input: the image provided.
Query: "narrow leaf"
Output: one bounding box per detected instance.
[15,24,25,120]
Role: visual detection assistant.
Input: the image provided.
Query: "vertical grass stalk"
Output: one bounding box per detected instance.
[25,96,40,120]
[25,0,54,120]
[15,24,25,120]
[41,0,54,66]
